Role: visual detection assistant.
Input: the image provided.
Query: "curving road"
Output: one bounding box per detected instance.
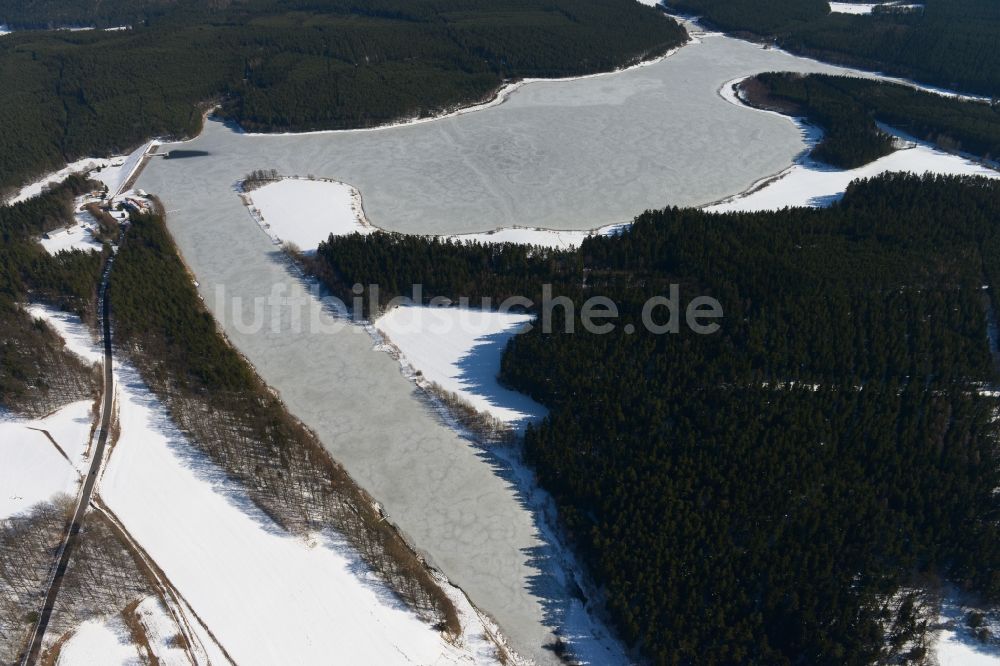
[20,256,115,666]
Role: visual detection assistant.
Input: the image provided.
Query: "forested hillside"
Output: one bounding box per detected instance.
[0,0,176,29]
[0,176,104,415]
[313,174,1000,664]
[669,0,1000,97]
[0,0,686,193]
[738,73,1000,168]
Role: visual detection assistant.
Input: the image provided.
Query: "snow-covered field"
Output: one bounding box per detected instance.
[934,590,1000,666]
[56,616,139,666]
[27,304,103,365]
[100,357,497,665]
[374,306,546,429]
[0,400,93,520]
[243,177,372,250]
[17,304,498,664]
[40,208,103,255]
[0,306,99,520]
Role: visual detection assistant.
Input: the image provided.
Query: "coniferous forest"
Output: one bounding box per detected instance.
[737,73,1000,169]
[0,0,686,193]
[313,174,1000,664]
[0,176,104,415]
[669,0,1000,98]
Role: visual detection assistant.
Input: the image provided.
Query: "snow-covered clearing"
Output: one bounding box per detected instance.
[8,141,153,205]
[100,353,497,665]
[0,25,10,37]
[374,306,546,429]
[40,206,103,255]
[934,589,1000,666]
[27,304,103,365]
[828,2,879,14]
[243,177,372,250]
[0,401,93,520]
[56,616,139,666]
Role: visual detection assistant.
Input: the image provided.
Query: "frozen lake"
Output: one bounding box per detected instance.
[137,28,852,665]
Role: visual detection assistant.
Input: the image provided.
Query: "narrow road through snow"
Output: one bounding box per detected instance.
[20,256,116,666]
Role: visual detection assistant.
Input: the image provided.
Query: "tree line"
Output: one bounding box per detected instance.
[739,73,1000,168]
[312,174,1000,664]
[669,0,1000,98]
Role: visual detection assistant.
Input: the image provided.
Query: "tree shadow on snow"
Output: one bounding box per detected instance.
[114,361,287,540]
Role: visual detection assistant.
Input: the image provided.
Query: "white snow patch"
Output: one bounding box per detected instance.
[374,305,546,429]
[243,177,372,251]
[26,303,103,365]
[933,590,1000,666]
[0,401,94,519]
[445,222,629,250]
[0,25,11,37]
[39,208,103,255]
[829,2,922,14]
[100,357,497,666]
[828,2,879,14]
[56,616,139,666]
[132,596,190,666]
[937,631,1000,666]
